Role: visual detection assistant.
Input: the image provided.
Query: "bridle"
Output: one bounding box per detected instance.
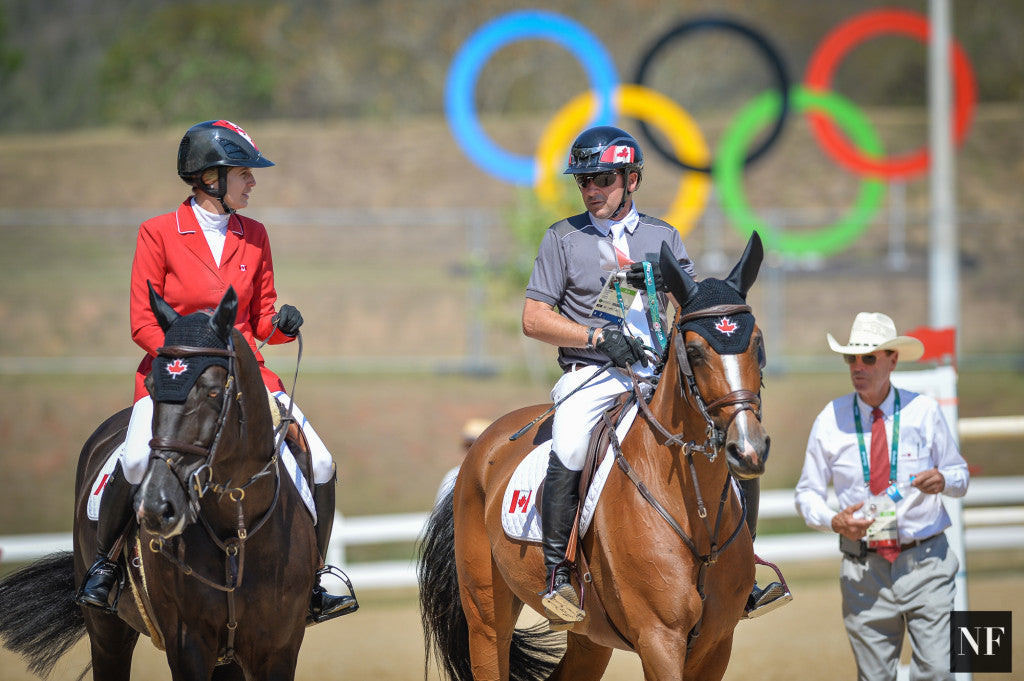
[144,336,283,665]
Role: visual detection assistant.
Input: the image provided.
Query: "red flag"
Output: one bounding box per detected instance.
[905,326,956,364]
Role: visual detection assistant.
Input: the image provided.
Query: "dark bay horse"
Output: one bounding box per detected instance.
[0,286,318,680]
[420,233,769,681]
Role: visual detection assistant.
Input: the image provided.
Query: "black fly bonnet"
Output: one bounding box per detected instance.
[152,311,232,403]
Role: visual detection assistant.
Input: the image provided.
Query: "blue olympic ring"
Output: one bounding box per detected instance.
[444,10,618,185]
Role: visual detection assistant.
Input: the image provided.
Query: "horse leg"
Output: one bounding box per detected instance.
[458,558,521,681]
[682,635,734,681]
[548,632,612,681]
[83,611,139,681]
[633,630,689,681]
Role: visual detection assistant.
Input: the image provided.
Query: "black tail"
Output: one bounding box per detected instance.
[417,490,563,681]
[0,551,85,679]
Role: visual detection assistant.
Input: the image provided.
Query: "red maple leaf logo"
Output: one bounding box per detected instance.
[165,359,189,378]
[715,317,738,335]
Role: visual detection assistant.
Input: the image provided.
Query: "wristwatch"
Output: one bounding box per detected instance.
[586,326,597,349]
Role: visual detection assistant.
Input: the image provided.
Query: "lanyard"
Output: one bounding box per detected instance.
[853,388,901,487]
[611,261,668,355]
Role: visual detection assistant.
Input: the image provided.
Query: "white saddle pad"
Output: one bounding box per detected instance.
[501,402,638,543]
[86,439,316,522]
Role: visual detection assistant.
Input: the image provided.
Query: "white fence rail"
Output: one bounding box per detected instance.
[3,476,1023,591]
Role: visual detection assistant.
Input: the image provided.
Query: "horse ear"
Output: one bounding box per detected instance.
[149,281,180,332]
[660,241,698,308]
[209,287,238,343]
[724,231,764,300]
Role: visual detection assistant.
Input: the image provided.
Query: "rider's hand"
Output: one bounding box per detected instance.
[595,329,648,368]
[625,261,665,292]
[272,305,303,336]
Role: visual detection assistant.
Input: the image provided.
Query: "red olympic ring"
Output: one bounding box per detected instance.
[804,8,977,179]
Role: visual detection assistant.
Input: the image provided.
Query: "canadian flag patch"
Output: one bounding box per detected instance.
[165,359,189,378]
[508,489,532,514]
[715,317,738,336]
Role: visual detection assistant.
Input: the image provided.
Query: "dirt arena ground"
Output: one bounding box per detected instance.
[2,556,1020,681]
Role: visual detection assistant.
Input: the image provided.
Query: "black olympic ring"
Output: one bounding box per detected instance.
[632,15,792,174]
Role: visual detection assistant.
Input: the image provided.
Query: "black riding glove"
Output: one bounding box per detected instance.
[596,329,649,368]
[624,261,665,292]
[272,305,303,336]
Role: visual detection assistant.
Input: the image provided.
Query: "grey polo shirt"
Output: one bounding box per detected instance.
[525,210,694,370]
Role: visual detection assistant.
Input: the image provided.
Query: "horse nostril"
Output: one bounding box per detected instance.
[160,501,176,524]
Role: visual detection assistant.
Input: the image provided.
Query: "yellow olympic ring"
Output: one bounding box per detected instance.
[533,83,710,237]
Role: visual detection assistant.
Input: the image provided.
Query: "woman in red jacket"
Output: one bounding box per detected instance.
[77,120,356,623]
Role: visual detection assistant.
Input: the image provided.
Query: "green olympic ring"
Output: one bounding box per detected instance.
[714,86,885,257]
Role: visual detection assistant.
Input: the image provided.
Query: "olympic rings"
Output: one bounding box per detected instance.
[444,10,618,185]
[533,84,711,237]
[715,86,886,257]
[633,16,792,173]
[804,8,977,179]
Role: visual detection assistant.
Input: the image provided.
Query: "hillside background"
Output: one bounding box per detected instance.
[0,0,1022,528]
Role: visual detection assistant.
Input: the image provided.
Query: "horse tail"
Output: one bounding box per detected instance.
[0,551,86,679]
[417,489,564,681]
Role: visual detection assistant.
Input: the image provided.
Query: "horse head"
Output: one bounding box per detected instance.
[136,284,240,538]
[659,232,769,479]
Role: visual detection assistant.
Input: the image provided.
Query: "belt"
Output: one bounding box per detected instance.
[867,533,941,553]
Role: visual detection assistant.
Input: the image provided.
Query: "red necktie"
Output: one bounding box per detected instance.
[869,407,889,495]
[870,407,900,562]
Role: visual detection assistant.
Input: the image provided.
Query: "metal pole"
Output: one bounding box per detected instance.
[928,0,959,338]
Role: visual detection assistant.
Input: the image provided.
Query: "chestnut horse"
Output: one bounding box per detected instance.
[420,233,769,681]
[0,286,319,681]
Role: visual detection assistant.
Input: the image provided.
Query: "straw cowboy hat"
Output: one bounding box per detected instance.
[827,312,925,362]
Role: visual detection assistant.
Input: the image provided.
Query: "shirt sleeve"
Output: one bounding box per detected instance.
[129,220,168,357]
[667,228,696,277]
[525,226,566,307]
[794,409,839,533]
[249,225,293,346]
[930,402,970,498]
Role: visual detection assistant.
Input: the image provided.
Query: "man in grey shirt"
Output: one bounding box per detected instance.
[524,125,788,628]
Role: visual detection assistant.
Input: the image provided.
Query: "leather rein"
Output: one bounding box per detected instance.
[145,339,284,665]
[606,303,761,651]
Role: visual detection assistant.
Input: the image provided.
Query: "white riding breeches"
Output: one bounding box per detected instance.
[550,365,649,471]
[120,393,336,486]
[272,391,335,484]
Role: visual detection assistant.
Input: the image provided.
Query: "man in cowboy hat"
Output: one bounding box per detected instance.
[794,312,969,681]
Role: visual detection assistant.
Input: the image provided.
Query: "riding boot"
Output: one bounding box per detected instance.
[738,477,791,618]
[539,451,584,630]
[308,472,359,624]
[76,462,134,611]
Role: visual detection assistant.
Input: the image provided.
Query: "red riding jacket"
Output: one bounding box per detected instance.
[129,199,293,401]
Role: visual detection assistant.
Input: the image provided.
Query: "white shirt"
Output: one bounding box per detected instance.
[190,198,230,266]
[794,385,969,543]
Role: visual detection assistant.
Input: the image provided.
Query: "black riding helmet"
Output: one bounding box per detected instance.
[177,120,274,213]
[563,125,644,219]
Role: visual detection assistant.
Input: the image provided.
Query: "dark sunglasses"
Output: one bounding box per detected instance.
[843,353,880,366]
[574,172,618,189]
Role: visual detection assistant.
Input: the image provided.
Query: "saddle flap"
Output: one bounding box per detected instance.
[501,400,639,543]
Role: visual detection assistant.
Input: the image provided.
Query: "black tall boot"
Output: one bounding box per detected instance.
[539,451,583,630]
[738,477,790,618]
[76,462,135,612]
[308,471,359,624]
